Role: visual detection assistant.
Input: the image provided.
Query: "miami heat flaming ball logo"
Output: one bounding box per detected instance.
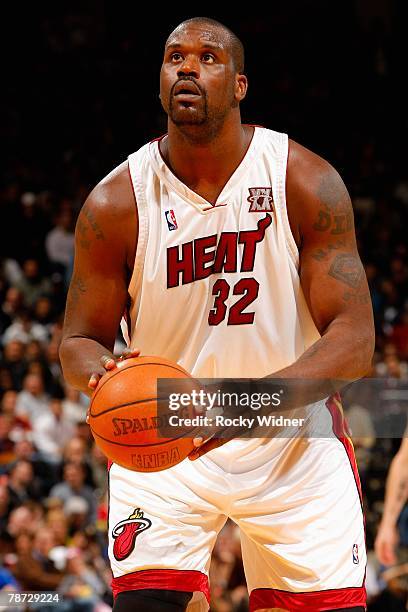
[112,508,152,561]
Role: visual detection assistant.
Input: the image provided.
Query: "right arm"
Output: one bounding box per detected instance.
[375,437,408,565]
[59,161,137,396]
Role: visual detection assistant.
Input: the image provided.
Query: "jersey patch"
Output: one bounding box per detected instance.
[165,209,178,231]
[248,187,274,212]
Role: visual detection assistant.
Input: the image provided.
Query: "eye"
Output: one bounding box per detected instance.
[202,53,215,64]
[170,52,183,62]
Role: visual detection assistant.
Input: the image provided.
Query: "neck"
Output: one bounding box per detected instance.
[161,114,253,201]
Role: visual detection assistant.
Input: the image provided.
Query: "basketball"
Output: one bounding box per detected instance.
[88,356,196,472]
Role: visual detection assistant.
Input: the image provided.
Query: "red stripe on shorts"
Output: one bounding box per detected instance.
[111,568,210,602]
[250,585,366,611]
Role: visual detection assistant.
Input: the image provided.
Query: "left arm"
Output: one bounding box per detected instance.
[270,139,374,383]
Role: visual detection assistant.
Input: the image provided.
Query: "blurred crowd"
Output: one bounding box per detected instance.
[1,3,408,611]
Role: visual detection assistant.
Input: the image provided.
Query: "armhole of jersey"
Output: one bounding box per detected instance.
[276,132,299,268]
[126,153,149,330]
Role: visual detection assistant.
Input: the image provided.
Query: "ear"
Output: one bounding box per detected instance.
[235,74,248,102]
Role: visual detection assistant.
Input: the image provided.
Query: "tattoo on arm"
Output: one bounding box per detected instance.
[77,205,105,248]
[312,172,354,235]
[328,253,364,288]
[77,219,91,250]
[311,239,346,261]
[69,276,87,306]
[329,253,371,305]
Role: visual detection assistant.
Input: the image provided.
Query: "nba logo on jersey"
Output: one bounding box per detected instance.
[247,187,274,212]
[352,544,359,564]
[165,209,178,231]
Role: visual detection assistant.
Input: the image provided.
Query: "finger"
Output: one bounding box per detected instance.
[189,438,228,461]
[100,355,116,370]
[88,373,101,390]
[121,348,141,359]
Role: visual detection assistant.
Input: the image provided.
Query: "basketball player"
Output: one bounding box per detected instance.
[375,435,408,566]
[60,17,374,612]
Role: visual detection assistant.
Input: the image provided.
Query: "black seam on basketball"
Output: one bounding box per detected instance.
[91,361,190,403]
[90,425,195,447]
[89,397,159,418]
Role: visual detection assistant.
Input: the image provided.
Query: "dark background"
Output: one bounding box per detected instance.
[1,1,408,610]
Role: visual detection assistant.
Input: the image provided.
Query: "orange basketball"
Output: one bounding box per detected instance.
[88,356,196,472]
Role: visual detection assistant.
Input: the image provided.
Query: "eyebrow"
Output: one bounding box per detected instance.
[166,41,224,52]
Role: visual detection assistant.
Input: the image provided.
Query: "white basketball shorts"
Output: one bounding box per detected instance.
[108,398,366,611]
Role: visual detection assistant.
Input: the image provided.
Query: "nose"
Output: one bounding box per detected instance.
[177,54,200,80]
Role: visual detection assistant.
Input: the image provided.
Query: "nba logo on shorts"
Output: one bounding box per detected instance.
[352,544,359,564]
[165,209,178,231]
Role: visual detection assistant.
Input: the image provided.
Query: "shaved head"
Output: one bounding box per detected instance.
[166,17,245,74]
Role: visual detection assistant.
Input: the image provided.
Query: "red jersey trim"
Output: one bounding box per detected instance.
[111,568,210,602]
[250,585,366,611]
[325,394,363,502]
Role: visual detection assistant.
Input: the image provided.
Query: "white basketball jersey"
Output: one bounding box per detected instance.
[123,126,320,379]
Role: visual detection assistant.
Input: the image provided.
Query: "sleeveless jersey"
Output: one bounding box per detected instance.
[123,126,321,379]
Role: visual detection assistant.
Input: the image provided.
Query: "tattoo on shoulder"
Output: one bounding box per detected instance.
[313,172,353,235]
[80,205,105,242]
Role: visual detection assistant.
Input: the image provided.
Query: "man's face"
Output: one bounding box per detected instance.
[160,24,239,132]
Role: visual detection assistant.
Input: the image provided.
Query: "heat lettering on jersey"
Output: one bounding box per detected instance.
[167,214,272,288]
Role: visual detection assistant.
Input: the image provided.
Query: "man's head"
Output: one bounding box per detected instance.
[63,461,85,490]
[160,17,247,140]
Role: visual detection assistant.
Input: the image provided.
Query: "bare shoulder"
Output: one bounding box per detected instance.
[76,160,137,267]
[84,160,135,222]
[286,139,353,245]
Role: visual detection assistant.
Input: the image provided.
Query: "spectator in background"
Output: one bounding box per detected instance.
[32,397,75,463]
[376,343,408,379]
[90,444,108,497]
[15,372,49,421]
[11,438,58,496]
[45,208,75,276]
[0,416,15,466]
[0,390,31,440]
[62,384,87,425]
[59,547,108,612]
[11,531,63,592]
[391,310,408,361]
[25,339,44,362]
[33,296,55,333]
[375,436,408,566]
[0,340,26,390]
[0,505,37,555]
[15,259,52,308]
[0,562,18,593]
[2,307,49,347]
[0,368,14,394]
[0,287,23,336]
[45,340,64,389]
[65,497,91,534]
[46,507,69,549]
[17,193,50,264]
[0,485,11,537]
[7,460,41,509]
[49,462,96,525]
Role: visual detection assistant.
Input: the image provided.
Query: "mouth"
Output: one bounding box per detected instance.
[173,81,202,99]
